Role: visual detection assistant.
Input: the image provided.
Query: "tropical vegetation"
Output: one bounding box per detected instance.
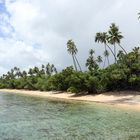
[0,23,140,94]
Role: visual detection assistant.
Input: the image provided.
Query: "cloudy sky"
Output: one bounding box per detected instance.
[0,0,140,74]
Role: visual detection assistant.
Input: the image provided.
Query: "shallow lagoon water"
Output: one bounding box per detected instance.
[0,92,140,140]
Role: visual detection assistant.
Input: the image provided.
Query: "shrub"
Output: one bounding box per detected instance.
[67,87,79,93]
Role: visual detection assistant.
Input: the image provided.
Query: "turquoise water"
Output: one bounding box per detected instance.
[0,92,140,140]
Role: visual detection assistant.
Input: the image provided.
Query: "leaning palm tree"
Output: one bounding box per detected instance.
[95,32,107,63]
[100,32,113,64]
[67,40,81,71]
[74,55,82,71]
[107,23,127,62]
[95,32,116,62]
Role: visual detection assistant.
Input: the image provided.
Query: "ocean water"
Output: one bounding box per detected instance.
[0,92,140,140]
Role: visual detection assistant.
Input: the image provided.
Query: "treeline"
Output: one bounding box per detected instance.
[0,23,140,94]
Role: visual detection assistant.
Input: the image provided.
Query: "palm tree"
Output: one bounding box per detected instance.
[86,49,98,72]
[53,67,57,74]
[107,23,127,62]
[45,63,57,75]
[117,50,124,59]
[95,32,116,62]
[22,71,27,78]
[41,64,45,70]
[74,55,82,71]
[40,64,45,75]
[103,50,110,68]
[97,56,103,67]
[13,67,21,78]
[117,50,126,65]
[133,47,140,54]
[67,40,81,71]
[9,69,15,79]
[46,63,51,75]
[33,66,41,77]
[28,68,33,76]
[50,64,57,75]
[95,32,102,43]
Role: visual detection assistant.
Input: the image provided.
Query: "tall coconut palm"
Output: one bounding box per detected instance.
[103,50,110,68]
[133,47,140,54]
[33,66,40,77]
[53,67,57,74]
[74,55,82,71]
[107,23,127,62]
[86,49,98,72]
[41,64,45,75]
[95,32,116,62]
[97,55,103,67]
[101,32,112,65]
[28,68,33,76]
[95,32,102,43]
[50,64,57,75]
[22,71,27,78]
[67,40,81,71]
[46,63,51,75]
[13,67,21,78]
[117,50,126,65]
[67,40,77,71]
[45,63,57,76]
[117,50,124,59]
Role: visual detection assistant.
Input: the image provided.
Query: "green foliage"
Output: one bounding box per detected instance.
[85,73,99,93]
[67,87,78,93]
[86,49,99,72]
[0,46,140,94]
[0,23,140,94]
[67,40,81,71]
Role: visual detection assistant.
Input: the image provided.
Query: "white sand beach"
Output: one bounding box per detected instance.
[0,89,140,111]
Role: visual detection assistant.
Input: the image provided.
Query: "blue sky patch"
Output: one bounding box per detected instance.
[0,1,14,38]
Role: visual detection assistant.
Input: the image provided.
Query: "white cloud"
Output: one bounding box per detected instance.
[0,38,50,74]
[0,0,139,74]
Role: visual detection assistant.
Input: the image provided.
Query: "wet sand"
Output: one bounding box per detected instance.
[0,89,140,111]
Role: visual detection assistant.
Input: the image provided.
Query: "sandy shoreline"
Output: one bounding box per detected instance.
[0,89,140,111]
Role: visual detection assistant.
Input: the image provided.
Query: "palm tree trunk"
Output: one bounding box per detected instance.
[106,43,117,62]
[72,55,77,71]
[118,44,127,55]
[107,56,110,66]
[74,55,82,71]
